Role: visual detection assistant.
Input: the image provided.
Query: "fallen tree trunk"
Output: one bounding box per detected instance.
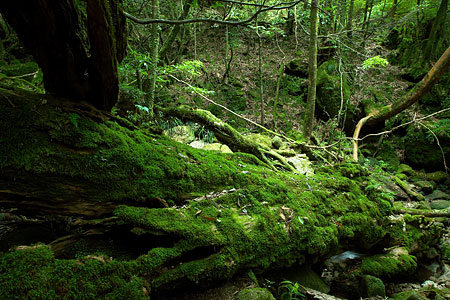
[353,46,450,161]
[0,86,443,299]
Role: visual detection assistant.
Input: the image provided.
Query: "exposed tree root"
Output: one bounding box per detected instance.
[393,208,450,218]
[159,105,296,172]
[392,176,425,202]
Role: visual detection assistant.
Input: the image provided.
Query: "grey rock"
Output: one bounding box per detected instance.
[425,248,439,260]
[414,180,436,194]
[286,154,314,176]
[421,280,437,288]
[428,190,449,201]
[189,140,207,149]
[202,143,233,153]
[164,125,195,144]
[430,200,450,210]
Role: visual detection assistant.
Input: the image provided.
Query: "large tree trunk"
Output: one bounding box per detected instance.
[0,0,127,111]
[424,0,448,61]
[353,46,450,160]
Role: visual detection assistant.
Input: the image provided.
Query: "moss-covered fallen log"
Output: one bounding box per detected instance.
[0,87,261,216]
[0,87,444,299]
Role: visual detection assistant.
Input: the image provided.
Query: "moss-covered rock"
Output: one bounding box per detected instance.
[360,275,386,298]
[390,290,429,300]
[286,155,314,176]
[426,172,448,184]
[236,288,275,300]
[202,143,233,153]
[284,58,308,78]
[0,60,39,78]
[430,200,450,210]
[396,173,409,181]
[358,249,417,279]
[316,60,355,132]
[414,181,436,194]
[271,136,282,150]
[0,245,149,300]
[245,133,272,148]
[288,266,330,294]
[428,190,449,201]
[375,141,400,172]
[403,124,450,171]
[442,244,450,260]
[397,164,415,177]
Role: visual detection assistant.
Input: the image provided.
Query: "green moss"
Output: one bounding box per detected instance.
[426,171,448,184]
[375,141,400,172]
[0,87,253,204]
[361,275,386,298]
[358,252,417,279]
[442,244,450,260]
[236,288,275,300]
[109,163,391,289]
[0,61,39,78]
[389,290,423,300]
[0,245,148,300]
[1,87,442,297]
[386,214,442,255]
[292,266,330,294]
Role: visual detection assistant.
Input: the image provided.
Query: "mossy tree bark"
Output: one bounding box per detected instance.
[423,0,448,62]
[303,0,319,140]
[352,46,450,160]
[0,0,127,111]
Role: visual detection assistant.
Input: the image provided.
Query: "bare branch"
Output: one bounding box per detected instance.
[124,1,303,26]
[216,0,305,7]
[358,108,450,141]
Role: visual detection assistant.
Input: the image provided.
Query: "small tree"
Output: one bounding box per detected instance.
[304,0,319,140]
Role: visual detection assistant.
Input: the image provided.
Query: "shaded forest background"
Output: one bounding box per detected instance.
[1,0,450,299]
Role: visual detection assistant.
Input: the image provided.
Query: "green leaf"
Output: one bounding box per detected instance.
[68,113,81,129]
